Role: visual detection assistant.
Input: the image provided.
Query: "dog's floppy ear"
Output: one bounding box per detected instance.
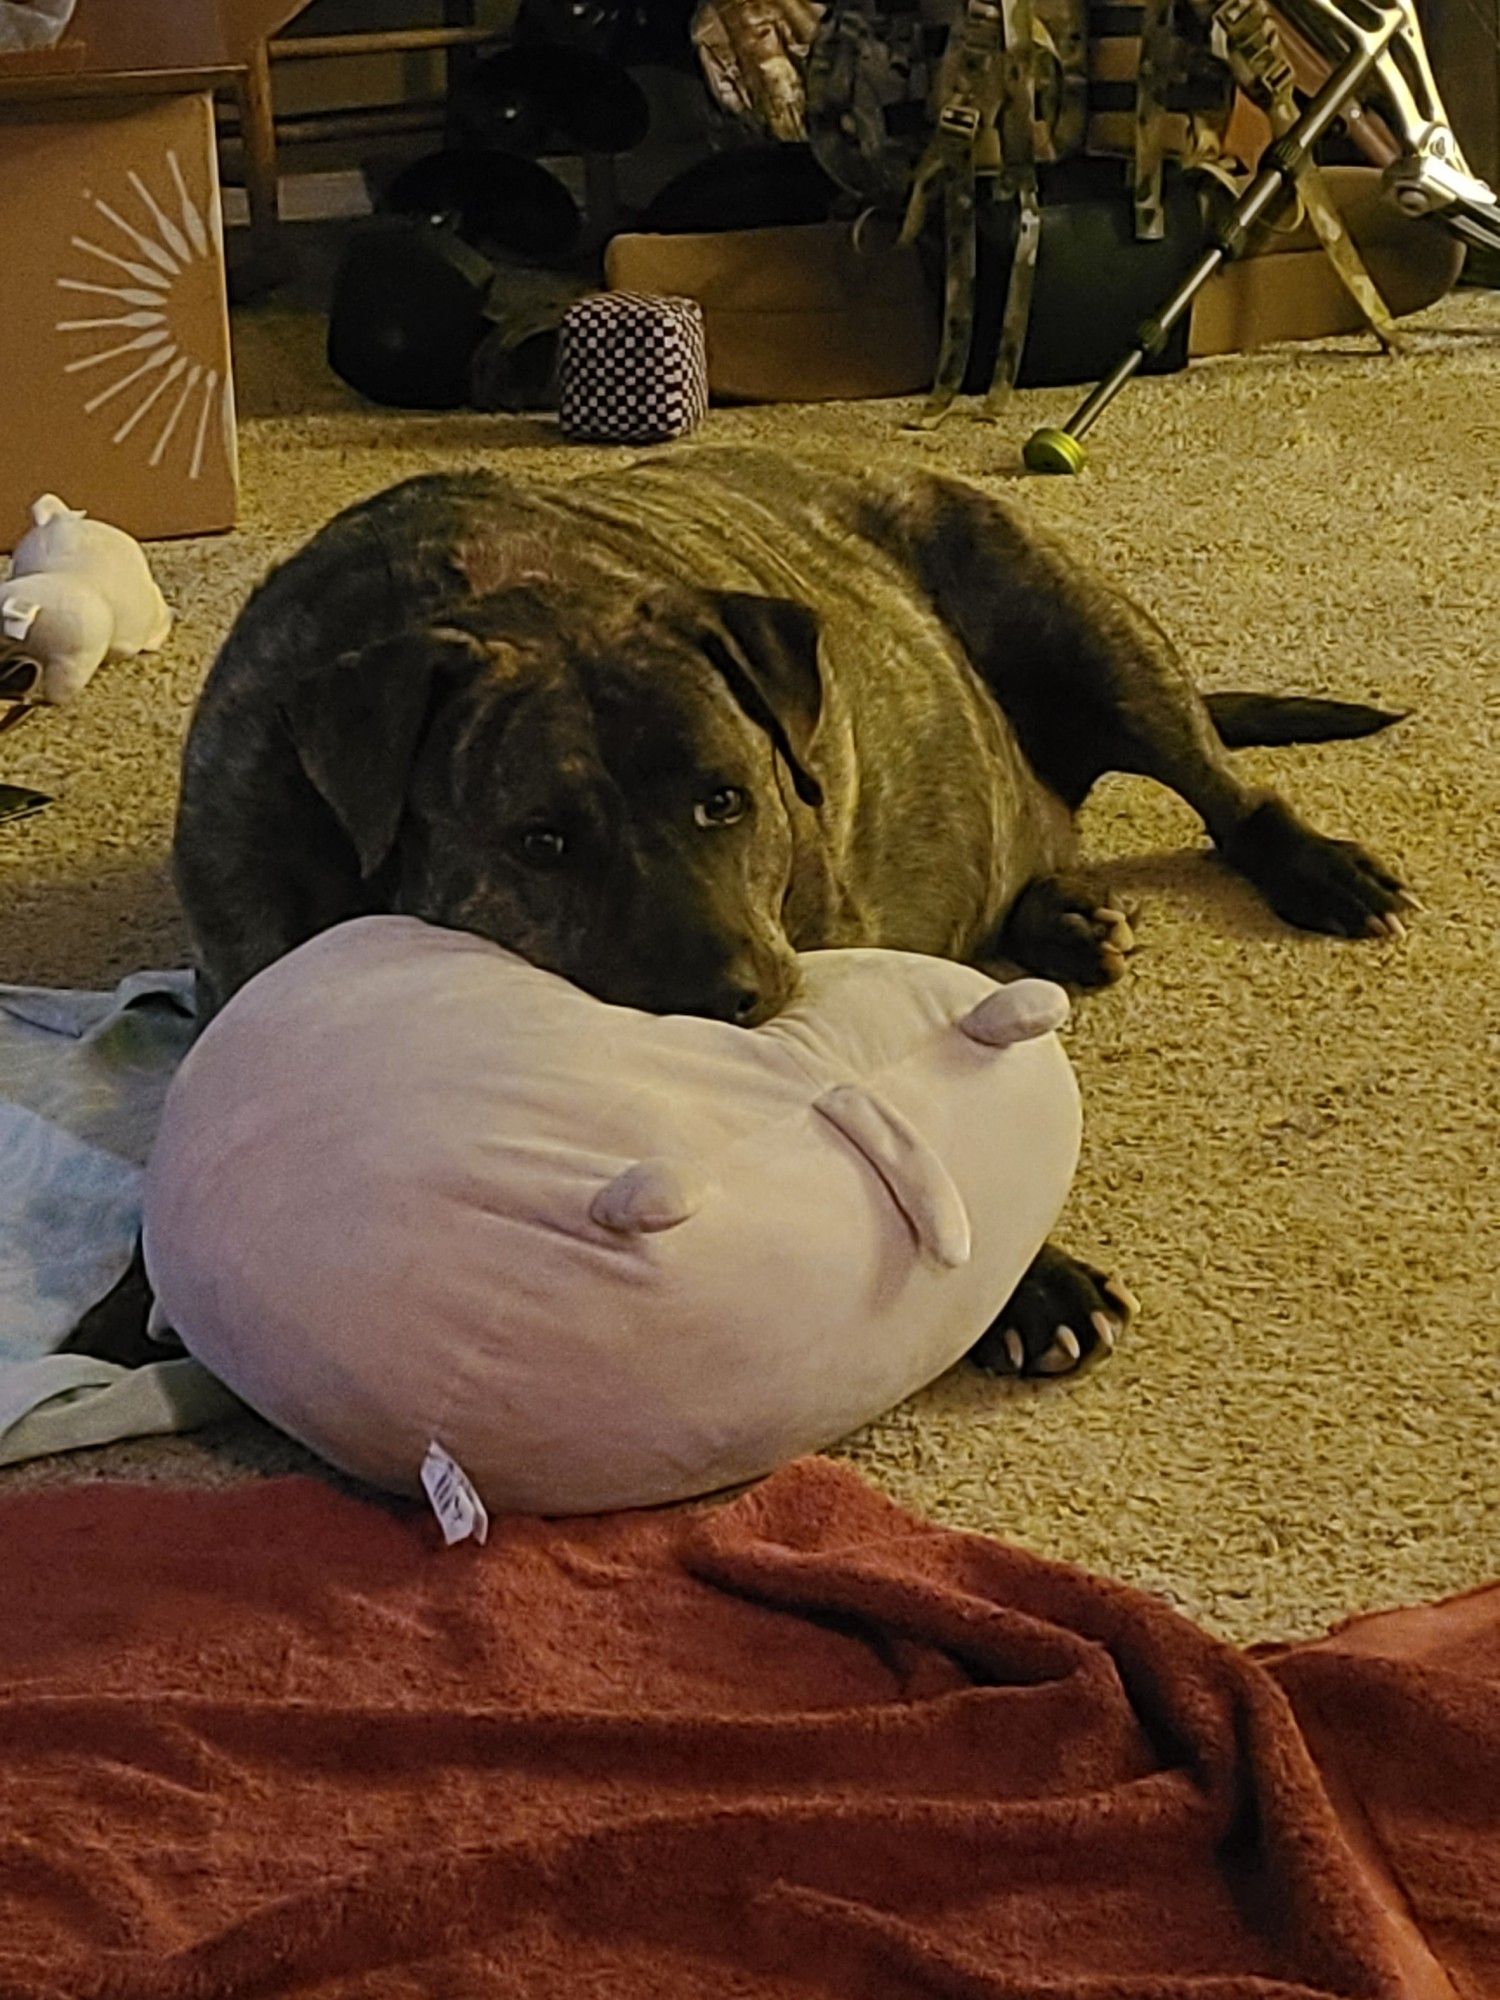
[280,626,485,880]
[702,592,824,809]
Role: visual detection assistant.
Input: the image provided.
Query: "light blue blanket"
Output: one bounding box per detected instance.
[0,970,240,1465]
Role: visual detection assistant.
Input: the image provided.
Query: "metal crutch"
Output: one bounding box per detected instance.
[1021,12,1402,472]
[1287,0,1500,255]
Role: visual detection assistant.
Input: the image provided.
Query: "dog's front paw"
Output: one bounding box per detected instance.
[1001,876,1138,988]
[1222,800,1418,940]
[970,1243,1136,1381]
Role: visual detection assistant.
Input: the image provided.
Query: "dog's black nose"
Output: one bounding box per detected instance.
[684,981,764,1026]
[670,975,781,1027]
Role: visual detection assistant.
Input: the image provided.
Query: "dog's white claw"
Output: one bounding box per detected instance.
[1377,912,1407,942]
[1398,889,1426,914]
[1102,1275,1141,1324]
[1028,1326,1082,1376]
[1003,1328,1026,1374]
[1090,1311,1117,1354]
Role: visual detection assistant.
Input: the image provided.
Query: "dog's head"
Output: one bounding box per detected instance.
[281,584,824,1025]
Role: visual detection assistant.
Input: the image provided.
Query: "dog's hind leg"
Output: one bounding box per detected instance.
[862,470,1414,941]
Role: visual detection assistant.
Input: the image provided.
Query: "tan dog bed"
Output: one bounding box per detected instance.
[608,219,939,402]
[605,166,1463,402]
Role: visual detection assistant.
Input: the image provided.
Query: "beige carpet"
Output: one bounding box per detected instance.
[3,287,1496,1643]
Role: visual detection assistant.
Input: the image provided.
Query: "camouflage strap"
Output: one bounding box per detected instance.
[982,0,1041,410]
[1214,0,1402,350]
[982,174,1042,413]
[1087,2,1237,166]
[1040,2,1089,162]
[901,0,1010,425]
[899,0,1007,246]
[1132,0,1174,238]
[995,0,1038,176]
[911,142,982,427]
[1296,167,1403,350]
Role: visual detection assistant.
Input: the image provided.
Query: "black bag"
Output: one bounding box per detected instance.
[327,218,495,410]
[963,155,1207,389]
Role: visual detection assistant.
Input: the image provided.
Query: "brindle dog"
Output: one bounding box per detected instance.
[116,448,1417,1378]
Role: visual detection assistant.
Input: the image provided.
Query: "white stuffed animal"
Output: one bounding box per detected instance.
[1,495,172,705]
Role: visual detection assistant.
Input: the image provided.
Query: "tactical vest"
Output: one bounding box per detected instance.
[803,0,1262,214]
[804,0,1399,424]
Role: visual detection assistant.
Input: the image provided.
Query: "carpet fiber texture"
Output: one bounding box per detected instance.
[1,287,1496,1643]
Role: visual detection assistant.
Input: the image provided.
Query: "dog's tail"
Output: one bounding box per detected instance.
[1205,692,1406,749]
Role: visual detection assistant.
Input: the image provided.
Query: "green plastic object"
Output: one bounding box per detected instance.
[1023,426,1088,475]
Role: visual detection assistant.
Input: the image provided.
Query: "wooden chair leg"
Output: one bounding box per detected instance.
[443,0,480,145]
[236,38,281,269]
[584,154,620,242]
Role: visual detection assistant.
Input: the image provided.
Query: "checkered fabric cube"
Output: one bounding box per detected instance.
[558,292,708,444]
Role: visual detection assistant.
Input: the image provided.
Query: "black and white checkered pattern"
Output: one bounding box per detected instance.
[558,292,708,445]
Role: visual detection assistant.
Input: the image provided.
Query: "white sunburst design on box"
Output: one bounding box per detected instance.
[55,148,234,482]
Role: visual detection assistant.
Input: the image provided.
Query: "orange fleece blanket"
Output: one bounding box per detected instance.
[1,1457,1494,1999]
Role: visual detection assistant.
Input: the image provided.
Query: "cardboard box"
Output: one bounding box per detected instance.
[0,91,237,550]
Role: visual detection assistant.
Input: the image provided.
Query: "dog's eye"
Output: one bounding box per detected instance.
[518,827,568,867]
[694,786,747,828]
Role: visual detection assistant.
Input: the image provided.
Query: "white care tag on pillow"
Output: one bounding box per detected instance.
[421,1441,490,1546]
